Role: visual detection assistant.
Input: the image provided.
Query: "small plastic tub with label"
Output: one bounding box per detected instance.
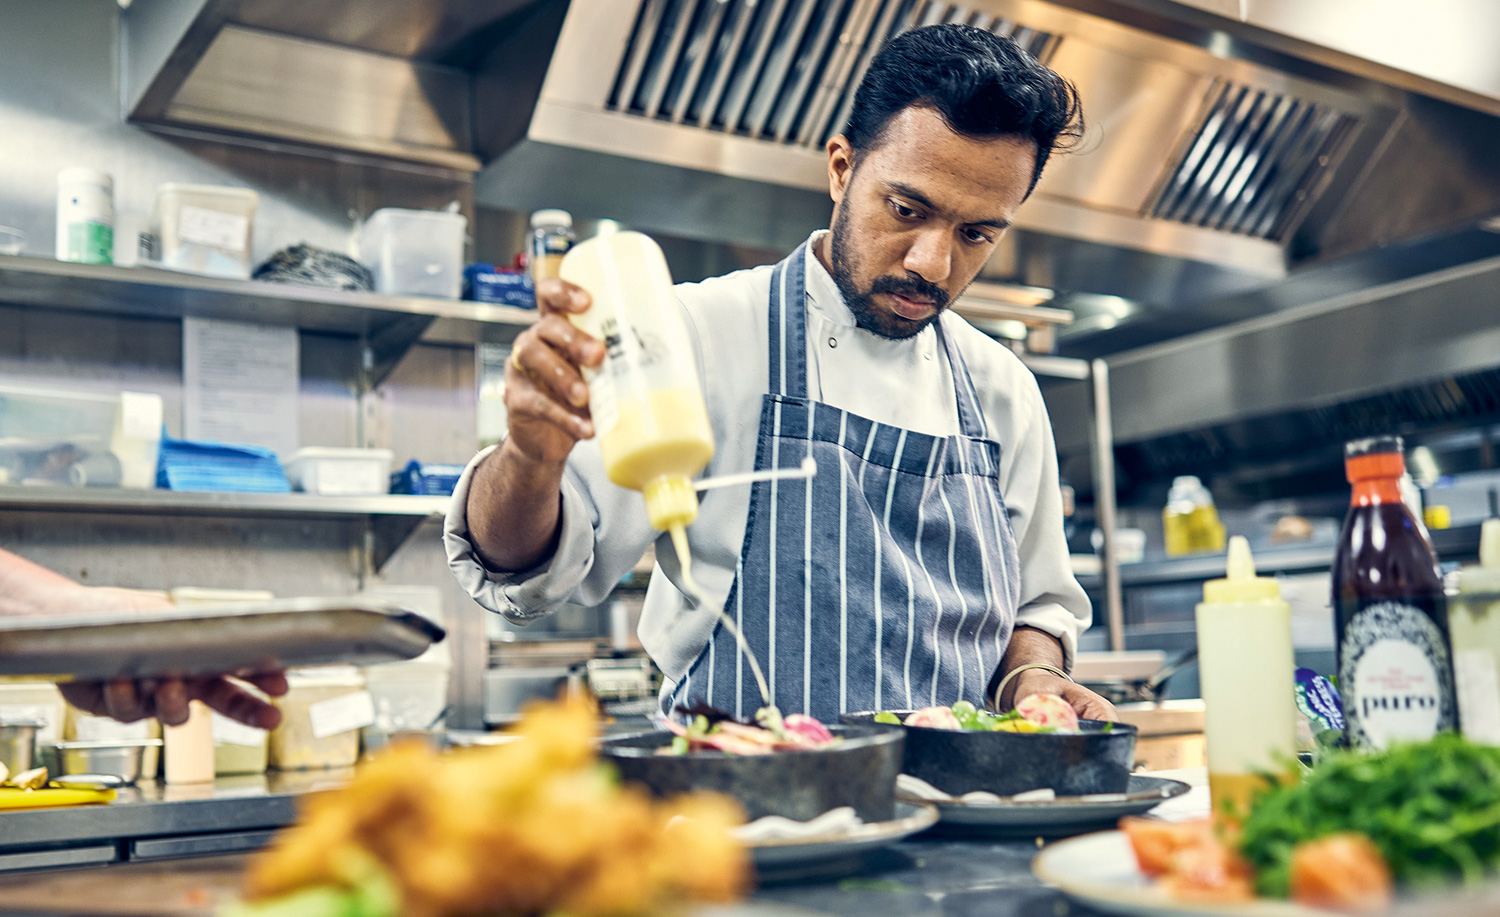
[269,667,371,770]
[149,184,259,279]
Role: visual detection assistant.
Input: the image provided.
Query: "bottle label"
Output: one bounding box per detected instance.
[1339,600,1457,749]
[66,222,112,264]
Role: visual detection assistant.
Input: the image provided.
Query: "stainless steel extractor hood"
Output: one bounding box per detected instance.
[122,0,1500,331]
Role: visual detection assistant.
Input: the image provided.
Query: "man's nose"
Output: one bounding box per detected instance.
[903,228,953,285]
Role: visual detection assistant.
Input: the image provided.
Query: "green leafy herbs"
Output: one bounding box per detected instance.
[873,711,901,725]
[1238,732,1500,898]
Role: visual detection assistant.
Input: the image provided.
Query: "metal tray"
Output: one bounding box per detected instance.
[0,597,444,680]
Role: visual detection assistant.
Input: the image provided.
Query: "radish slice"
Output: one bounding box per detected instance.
[1015,693,1079,732]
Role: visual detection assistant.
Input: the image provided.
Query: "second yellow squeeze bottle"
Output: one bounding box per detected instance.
[1195,536,1298,821]
[559,231,715,592]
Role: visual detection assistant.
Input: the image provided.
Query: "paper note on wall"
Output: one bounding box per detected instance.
[183,317,299,458]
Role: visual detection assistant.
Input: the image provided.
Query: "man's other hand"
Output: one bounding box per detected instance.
[1011,667,1119,722]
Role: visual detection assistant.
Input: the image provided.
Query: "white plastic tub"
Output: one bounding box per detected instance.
[357,208,466,298]
[269,667,371,771]
[150,184,259,278]
[286,447,394,496]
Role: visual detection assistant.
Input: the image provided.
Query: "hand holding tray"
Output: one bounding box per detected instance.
[0,597,444,681]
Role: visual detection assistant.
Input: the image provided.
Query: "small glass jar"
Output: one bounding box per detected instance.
[528,209,574,284]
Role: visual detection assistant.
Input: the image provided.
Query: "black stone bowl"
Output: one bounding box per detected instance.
[840,711,1136,797]
[599,724,904,823]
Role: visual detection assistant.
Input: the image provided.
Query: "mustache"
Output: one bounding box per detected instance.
[869,275,949,310]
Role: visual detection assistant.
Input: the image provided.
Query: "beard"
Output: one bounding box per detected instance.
[828,199,951,341]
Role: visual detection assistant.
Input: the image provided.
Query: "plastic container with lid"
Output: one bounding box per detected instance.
[1195,536,1296,820]
[1163,475,1226,557]
[358,208,467,299]
[285,447,394,495]
[149,184,259,278]
[212,710,270,776]
[528,209,574,284]
[56,168,114,265]
[268,667,372,770]
[560,231,714,588]
[1451,518,1500,744]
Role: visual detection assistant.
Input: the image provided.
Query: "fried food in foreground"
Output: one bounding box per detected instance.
[241,697,749,917]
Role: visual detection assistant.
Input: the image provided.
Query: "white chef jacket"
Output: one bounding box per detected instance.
[445,231,1091,689]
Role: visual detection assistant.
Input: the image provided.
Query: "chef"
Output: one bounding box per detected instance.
[447,24,1115,723]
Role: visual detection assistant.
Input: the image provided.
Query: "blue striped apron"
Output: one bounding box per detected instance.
[666,243,1022,722]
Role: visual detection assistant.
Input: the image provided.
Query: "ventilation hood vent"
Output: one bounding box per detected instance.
[606,0,1058,149]
[1146,78,1360,242]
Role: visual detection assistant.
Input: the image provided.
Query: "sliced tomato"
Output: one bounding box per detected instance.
[1120,817,1212,878]
[1288,833,1393,914]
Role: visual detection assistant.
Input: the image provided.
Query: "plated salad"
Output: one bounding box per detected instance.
[874,694,1082,734]
[1124,732,1500,913]
[662,705,839,755]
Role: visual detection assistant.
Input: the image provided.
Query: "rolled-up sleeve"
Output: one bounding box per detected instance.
[443,443,656,623]
[997,372,1092,672]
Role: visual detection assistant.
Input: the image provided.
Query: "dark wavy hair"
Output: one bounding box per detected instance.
[844,24,1084,197]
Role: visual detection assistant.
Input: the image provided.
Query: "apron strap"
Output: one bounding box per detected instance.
[938,314,989,440]
[767,242,811,400]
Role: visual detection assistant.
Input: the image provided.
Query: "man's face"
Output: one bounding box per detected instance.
[825,106,1037,340]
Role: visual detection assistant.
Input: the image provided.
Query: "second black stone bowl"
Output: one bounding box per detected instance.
[598,723,904,823]
[840,711,1137,797]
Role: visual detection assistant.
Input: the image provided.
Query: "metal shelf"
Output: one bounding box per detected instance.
[0,486,451,573]
[1076,523,1485,589]
[0,486,448,518]
[0,255,536,384]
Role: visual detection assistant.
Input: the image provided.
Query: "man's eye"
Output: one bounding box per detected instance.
[890,200,919,220]
[963,228,994,245]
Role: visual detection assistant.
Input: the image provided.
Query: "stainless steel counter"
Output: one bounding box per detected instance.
[0,770,351,873]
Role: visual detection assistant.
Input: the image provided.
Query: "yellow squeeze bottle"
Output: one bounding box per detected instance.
[559,231,715,591]
[1452,519,1500,744]
[1195,536,1297,820]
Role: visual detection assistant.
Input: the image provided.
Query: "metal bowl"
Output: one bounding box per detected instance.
[599,724,904,823]
[0,721,42,775]
[840,711,1137,797]
[52,739,162,785]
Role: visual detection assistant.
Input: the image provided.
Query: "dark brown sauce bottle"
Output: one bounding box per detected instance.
[1332,435,1457,749]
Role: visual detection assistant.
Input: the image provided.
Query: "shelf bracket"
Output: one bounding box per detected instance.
[366,314,439,390]
[367,513,436,576]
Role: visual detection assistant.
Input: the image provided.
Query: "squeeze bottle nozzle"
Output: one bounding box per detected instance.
[1202,536,1281,604]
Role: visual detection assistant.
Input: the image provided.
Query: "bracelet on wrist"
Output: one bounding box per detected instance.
[990,662,1073,711]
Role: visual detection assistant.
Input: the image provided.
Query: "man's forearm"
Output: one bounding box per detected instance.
[0,547,79,616]
[465,439,569,573]
[990,625,1066,709]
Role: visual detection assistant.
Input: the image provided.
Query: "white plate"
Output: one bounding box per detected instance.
[1032,830,1335,917]
[905,774,1190,835]
[748,801,938,881]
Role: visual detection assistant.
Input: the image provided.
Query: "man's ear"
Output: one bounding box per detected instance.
[826,134,855,206]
